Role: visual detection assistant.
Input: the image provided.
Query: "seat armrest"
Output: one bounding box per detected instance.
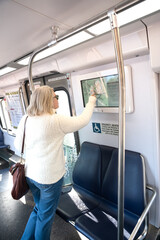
[129,185,157,240]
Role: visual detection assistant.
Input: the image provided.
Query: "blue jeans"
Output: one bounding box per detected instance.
[21,177,63,240]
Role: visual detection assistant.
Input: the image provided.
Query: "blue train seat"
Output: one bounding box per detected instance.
[57,142,156,240]
[0,128,9,149]
[75,149,146,240]
[57,142,114,221]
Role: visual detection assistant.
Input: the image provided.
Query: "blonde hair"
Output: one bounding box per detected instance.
[27,86,54,116]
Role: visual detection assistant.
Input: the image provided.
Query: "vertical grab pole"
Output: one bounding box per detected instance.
[108,11,126,240]
[28,54,36,93]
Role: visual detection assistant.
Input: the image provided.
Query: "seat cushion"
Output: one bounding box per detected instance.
[57,187,99,221]
[0,145,8,149]
[75,205,145,240]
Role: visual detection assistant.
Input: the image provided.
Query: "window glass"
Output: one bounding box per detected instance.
[55,90,70,115]
[5,92,24,133]
[2,100,12,130]
[0,92,25,135]
[0,100,7,129]
[55,90,78,186]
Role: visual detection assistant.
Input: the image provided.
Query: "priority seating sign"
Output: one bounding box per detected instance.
[92,123,101,133]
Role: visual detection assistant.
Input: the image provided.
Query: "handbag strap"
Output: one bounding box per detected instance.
[21,116,28,155]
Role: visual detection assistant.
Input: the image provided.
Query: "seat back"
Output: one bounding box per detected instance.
[100,144,115,184]
[73,142,115,197]
[101,149,146,216]
[0,128,4,146]
[72,142,101,195]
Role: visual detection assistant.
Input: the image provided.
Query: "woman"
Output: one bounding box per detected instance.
[14,85,96,240]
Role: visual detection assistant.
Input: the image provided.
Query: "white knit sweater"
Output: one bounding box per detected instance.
[14,96,96,184]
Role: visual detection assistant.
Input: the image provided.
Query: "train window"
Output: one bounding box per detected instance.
[0,99,7,129]
[55,89,78,186]
[55,90,70,115]
[0,92,25,135]
[25,78,44,104]
[1,99,12,131]
[5,92,24,131]
[0,99,13,131]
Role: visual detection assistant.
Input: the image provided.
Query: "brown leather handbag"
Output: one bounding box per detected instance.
[9,116,29,200]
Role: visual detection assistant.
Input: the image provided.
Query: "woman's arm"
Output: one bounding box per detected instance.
[58,96,96,134]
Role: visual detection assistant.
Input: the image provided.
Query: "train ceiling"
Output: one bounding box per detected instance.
[0,0,135,69]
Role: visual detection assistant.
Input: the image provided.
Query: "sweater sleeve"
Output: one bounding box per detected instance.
[14,115,27,153]
[58,96,96,134]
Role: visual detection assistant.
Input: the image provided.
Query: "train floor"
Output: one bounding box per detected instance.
[0,158,159,240]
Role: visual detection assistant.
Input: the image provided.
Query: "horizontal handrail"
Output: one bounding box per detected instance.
[129,185,157,240]
[28,0,143,93]
[28,40,57,92]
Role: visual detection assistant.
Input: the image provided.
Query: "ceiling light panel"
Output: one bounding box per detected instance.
[0,67,16,76]
[17,57,30,66]
[87,0,160,36]
[87,19,111,35]
[117,0,160,27]
[17,31,93,65]
[35,31,93,61]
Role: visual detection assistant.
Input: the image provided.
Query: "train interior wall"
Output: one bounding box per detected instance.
[1,14,160,229]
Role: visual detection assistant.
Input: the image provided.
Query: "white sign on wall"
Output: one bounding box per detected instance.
[5,91,24,129]
[92,122,119,136]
